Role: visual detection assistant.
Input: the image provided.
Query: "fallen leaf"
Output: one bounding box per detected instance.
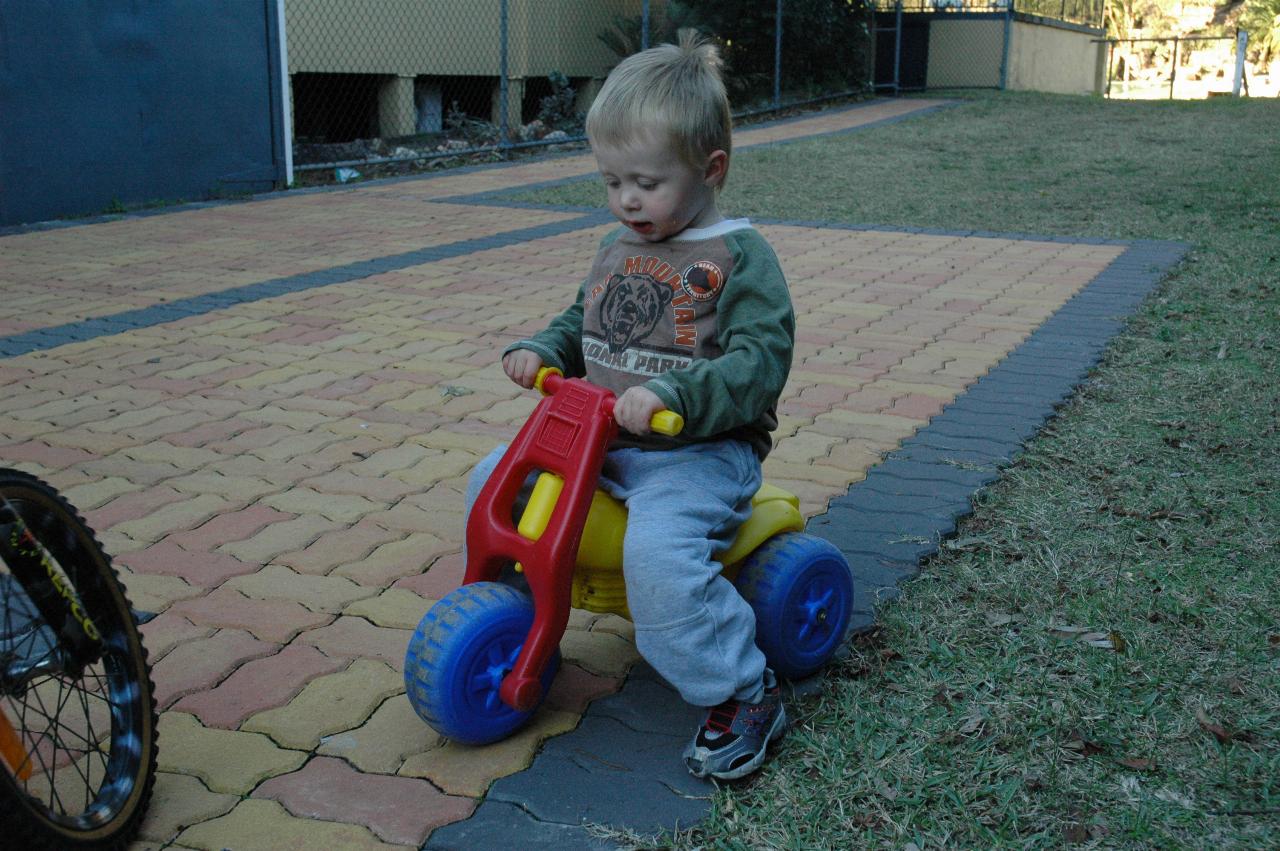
[875,781,899,802]
[1195,707,1233,745]
[1063,823,1089,843]
[985,612,1023,627]
[1216,341,1228,359]
[932,687,957,707]
[958,713,985,735]
[1083,632,1125,652]
[1155,787,1196,808]
[1048,624,1124,652]
[439,384,474,397]
[1063,730,1106,757]
[945,535,988,550]
[1268,634,1280,648]
[1145,508,1194,520]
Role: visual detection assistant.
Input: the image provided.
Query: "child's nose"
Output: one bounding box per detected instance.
[620,188,641,210]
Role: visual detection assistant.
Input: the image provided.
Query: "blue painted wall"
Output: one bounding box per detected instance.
[0,1,287,226]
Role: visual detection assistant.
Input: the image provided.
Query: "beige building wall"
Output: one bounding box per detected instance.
[926,19,1005,88]
[1008,20,1106,95]
[922,16,1104,95]
[285,0,644,78]
[285,0,658,134]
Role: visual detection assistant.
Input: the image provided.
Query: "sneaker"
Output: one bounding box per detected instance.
[684,669,786,780]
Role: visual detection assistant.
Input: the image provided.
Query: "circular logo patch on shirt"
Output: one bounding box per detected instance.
[681,261,725,302]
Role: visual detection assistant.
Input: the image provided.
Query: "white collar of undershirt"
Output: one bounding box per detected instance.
[668,218,753,242]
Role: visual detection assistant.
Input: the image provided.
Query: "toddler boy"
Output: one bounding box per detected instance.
[472,31,794,780]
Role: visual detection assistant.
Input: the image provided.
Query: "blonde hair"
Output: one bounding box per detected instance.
[586,29,732,178]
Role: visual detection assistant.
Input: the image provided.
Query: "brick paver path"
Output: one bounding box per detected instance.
[0,99,1161,849]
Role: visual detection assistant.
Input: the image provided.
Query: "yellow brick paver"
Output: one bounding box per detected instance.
[157,713,307,795]
[177,799,410,851]
[243,659,403,750]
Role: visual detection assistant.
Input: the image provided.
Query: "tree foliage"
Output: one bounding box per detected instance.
[1105,0,1179,39]
[1237,0,1280,69]
[599,0,873,108]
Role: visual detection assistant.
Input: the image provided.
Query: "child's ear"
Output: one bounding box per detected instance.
[703,150,728,187]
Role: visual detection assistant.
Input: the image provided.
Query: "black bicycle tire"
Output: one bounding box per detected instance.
[0,468,158,850]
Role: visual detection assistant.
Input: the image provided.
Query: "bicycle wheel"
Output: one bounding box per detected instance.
[0,469,158,850]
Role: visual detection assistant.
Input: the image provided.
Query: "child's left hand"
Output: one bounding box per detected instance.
[614,386,667,435]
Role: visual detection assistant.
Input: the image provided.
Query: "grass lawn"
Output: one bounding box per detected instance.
[518,91,1279,848]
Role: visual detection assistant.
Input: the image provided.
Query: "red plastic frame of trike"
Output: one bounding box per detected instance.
[462,372,618,711]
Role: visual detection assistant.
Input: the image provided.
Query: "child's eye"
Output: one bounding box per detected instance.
[637,180,657,191]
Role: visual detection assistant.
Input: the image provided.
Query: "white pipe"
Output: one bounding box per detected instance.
[276,0,294,185]
[1233,30,1247,97]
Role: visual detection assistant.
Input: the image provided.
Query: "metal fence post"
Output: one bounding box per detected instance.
[272,0,293,187]
[499,0,510,154]
[1000,0,1013,90]
[1169,36,1178,99]
[774,0,783,110]
[893,0,903,96]
[1232,30,1247,96]
[642,0,650,51]
[1105,39,1114,98]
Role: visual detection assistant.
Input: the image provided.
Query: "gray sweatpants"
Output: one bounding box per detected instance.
[466,440,766,707]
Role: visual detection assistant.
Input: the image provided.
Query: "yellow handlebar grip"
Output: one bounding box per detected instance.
[650,410,684,436]
[533,366,563,395]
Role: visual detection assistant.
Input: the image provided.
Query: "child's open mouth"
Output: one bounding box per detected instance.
[628,221,654,235]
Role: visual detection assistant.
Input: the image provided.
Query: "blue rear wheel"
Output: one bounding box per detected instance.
[403,582,559,745]
[734,533,854,680]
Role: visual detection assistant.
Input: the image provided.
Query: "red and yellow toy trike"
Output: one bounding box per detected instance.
[403,368,855,744]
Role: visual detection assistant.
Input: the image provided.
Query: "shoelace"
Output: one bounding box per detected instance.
[705,701,740,734]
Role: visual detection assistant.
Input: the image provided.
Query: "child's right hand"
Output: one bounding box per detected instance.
[503,350,544,389]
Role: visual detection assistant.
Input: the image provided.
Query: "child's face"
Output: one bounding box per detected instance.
[593,133,726,242]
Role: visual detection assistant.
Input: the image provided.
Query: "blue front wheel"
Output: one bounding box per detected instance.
[735,533,854,680]
[403,582,559,745]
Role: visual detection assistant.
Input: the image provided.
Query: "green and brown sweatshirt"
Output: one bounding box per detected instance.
[506,219,794,459]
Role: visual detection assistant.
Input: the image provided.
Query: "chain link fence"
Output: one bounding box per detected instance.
[1102,34,1251,100]
[284,0,874,184]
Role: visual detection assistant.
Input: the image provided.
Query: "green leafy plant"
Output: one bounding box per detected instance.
[444,101,498,146]
[535,71,582,133]
[1239,0,1280,71]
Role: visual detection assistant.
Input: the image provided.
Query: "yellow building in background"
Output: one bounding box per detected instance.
[285,0,659,140]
